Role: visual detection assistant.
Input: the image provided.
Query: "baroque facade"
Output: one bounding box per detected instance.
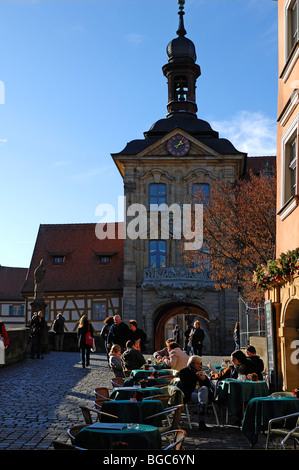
[111,5,247,354]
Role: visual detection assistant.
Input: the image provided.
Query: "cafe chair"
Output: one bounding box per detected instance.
[67,425,88,445]
[79,405,119,425]
[184,398,220,429]
[52,439,86,450]
[93,397,113,411]
[144,394,171,408]
[144,404,184,432]
[123,369,131,377]
[94,387,111,399]
[281,425,299,449]
[161,429,187,450]
[265,411,299,449]
[111,377,125,387]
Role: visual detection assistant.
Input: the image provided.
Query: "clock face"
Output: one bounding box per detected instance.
[167,134,190,156]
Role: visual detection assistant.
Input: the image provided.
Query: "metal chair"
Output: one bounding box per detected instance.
[52,439,86,450]
[265,411,299,449]
[161,429,187,450]
[281,425,299,449]
[94,387,110,399]
[144,394,171,408]
[144,404,184,432]
[79,405,118,425]
[111,377,125,387]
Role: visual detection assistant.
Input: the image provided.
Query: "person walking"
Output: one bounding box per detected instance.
[233,322,240,350]
[100,315,114,360]
[190,320,205,356]
[52,313,65,351]
[107,315,130,352]
[77,315,94,368]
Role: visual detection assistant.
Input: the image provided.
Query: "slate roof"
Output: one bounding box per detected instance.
[21,223,124,295]
[0,266,28,301]
[115,113,246,157]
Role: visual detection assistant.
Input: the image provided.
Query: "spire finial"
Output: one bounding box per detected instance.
[177,0,186,37]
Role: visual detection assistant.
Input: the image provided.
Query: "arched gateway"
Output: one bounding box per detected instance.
[154,302,210,353]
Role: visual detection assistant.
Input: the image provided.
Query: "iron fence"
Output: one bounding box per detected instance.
[239,296,266,348]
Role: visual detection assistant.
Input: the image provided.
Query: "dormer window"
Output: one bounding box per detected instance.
[99,256,111,265]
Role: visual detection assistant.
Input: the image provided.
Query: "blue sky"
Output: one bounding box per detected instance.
[0,0,278,268]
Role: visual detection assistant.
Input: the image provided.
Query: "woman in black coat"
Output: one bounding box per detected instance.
[77,315,94,368]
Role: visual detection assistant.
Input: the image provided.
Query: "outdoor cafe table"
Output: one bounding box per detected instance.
[74,422,161,450]
[123,377,169,387]
[101,399,164,427]
[131,369,174,378]
[241,396,299,446]
[110,386,165,401]
[216,379,269,418]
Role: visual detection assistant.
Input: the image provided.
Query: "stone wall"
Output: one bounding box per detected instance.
[1,328,106,367]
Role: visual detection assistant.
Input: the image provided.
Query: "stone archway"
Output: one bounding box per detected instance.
[280,298,299,391]
[153,302,210,352]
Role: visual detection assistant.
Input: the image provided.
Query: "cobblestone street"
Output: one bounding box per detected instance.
[0,351,268,454]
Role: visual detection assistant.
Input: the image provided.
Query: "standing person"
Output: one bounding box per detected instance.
[77,315,94,368]
[190,320,205,356]
[233,322,240,350]
[129,320,147,352]
[0,320,9,348]
[178,355,211,431]
[172,325,180,345]
[100,316,114,360]
[30,311,46,359]
[184,324,192,355]
[107,315,130,352]
[53,313,65,351]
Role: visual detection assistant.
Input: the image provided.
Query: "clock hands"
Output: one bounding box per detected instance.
[175,140,184,148]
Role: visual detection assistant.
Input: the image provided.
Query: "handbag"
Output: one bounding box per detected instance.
[85,326,94,348]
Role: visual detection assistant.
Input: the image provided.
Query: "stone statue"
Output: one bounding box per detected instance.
[34,259,46,300]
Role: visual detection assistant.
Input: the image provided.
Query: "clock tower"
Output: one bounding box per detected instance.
[111,1,247,354]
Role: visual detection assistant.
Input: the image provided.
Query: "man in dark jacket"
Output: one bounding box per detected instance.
[246,346,264,380]
[121,340,146,371]
[53,313,65,351]
[107,315,130,352]
[178,355,211,430]
[129,320,147,352]
[190,321,205,355]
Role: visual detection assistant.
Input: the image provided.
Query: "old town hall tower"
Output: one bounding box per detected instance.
[111,1,246,354]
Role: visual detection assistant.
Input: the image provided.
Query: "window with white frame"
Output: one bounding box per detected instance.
[281,115,298,210]
[286,0,299,58]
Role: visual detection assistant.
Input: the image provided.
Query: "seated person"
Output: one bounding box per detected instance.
[210,349,255,381]
[246,345,264,380]
[121,339,146,371]
[153,338,174,360]
[162,341,189,371]
[108,344,124,377]
[177,355,211,431]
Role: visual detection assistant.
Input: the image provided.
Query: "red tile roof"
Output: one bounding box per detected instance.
[0,266,28,301]
[21,223,124,294]
[246,156,276,174]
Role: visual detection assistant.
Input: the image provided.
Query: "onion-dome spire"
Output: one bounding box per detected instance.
[177,0,187,37]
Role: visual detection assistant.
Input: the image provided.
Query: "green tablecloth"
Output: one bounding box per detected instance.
[216,379,269,417]
[131,369,173,378]
[110,386,164,400]
[124,377,169,387]
[101,399,164,426]
[241,396,299,446]
[74,423,161,450]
